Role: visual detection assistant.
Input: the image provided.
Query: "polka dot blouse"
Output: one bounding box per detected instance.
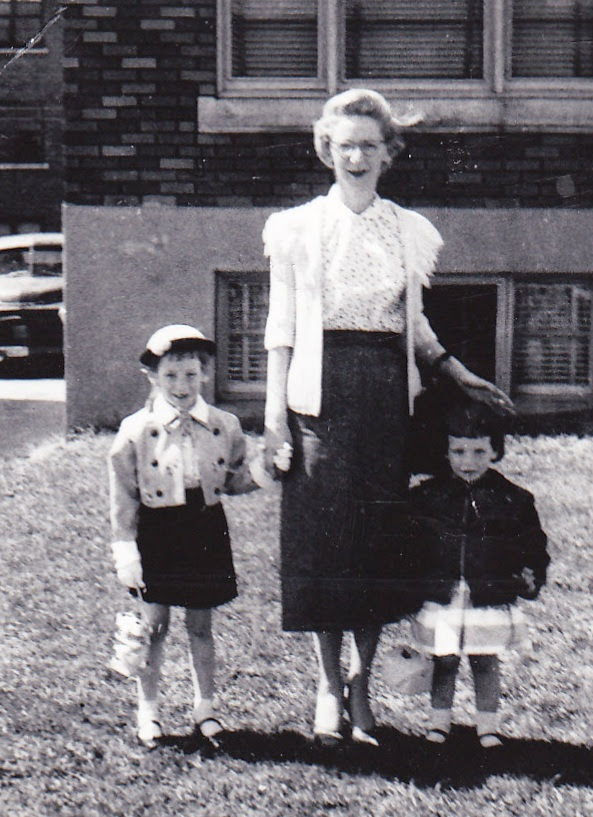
[321,191,407,332]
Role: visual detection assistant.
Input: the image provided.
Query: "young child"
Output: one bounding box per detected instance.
[408,401,549,748]
[108,324,258,748]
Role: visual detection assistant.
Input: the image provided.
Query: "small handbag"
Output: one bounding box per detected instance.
[109,603,151,679]
[382,645,434,695]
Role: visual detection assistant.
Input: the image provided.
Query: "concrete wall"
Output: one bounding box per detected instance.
[64,203,270,428]
[64,203,593,429]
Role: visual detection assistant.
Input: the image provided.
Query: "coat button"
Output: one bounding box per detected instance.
[218,457,225,465]
[156,489,163,497]
[213,427,220,436]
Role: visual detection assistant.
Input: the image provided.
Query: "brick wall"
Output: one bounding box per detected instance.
[65,0,593,207]
[63,1,593,210]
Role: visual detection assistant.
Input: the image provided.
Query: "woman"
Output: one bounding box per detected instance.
[262,89,513,747]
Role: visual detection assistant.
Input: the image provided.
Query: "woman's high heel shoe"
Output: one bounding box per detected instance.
[313,691,344,746]
[344,683,379,747]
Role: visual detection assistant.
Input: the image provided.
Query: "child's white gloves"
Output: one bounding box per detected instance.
[111,540,145,591]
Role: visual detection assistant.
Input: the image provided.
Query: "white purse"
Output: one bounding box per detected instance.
[381,645,434,695]
[109,604,151,679]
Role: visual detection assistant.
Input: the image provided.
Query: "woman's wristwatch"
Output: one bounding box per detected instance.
[431,350,452,372]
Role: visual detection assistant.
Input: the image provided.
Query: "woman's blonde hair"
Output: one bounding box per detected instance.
[313,88,421,170]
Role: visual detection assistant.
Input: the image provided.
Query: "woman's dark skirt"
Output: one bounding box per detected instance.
[135,488,237,609]
[281,331,414,632]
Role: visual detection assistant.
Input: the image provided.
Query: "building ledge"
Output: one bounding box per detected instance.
[198,95,593,133]
[0,163,49,171]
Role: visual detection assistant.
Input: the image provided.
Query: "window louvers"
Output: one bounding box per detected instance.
[231,0,318,78]
[513,284,592,387]
[345,0,484,80]
[220,275,269,396]
[512,0,593,78]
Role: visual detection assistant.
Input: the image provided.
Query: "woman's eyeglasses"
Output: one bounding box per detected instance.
[330,140,384,158]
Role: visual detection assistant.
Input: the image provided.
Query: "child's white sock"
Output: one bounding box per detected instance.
[426,707,452,742]
[193,697,214,724]
[137,676,160,725]
[476,710,502,747]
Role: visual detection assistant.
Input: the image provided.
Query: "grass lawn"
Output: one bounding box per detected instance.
[1,431,593,816]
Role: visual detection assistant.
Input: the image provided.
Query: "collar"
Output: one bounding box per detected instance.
[327,183,380,219]
[449,468,495,490]
[152,393,210,428]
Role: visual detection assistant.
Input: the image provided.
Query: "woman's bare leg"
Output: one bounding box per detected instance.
[347,627,381,739]
[312,630,343,737]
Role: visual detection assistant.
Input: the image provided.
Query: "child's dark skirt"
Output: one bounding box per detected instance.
[135,488,237,609]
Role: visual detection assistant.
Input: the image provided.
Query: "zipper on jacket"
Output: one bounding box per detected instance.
[459,489,472,580]
[460,486,480,581]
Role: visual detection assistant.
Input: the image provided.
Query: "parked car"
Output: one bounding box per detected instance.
[0,232,64,377]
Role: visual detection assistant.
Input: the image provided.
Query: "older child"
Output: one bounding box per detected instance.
[109,324,257,748]
[408,402,549,748]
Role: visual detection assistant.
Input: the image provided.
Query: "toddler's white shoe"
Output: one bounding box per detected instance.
[425,728,449,744]
[478,732,503,749]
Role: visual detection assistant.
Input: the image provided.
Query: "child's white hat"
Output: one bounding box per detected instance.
[140,324,216,366]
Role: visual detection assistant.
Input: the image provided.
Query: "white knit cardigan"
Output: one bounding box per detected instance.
[263,189,445,418]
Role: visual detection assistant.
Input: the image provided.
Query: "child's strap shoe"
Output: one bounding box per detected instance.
[195,717,225,751]
[425,727,449,744]
[137,719,163,749]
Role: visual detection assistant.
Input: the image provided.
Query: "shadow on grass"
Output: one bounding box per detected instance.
[158,725,593,788]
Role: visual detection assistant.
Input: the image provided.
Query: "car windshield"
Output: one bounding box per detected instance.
[0,246,62,278]
[0,249,28,275]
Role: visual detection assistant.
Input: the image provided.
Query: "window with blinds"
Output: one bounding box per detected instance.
[345,0,483,80]
[512,0,593,78]
[213,1,593,130]
[0,0,43,48]
[216,272,269,398]
[512,284,592,389]
[230,0,318,78]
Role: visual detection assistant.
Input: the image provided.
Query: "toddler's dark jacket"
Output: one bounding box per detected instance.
[405,468,549,607]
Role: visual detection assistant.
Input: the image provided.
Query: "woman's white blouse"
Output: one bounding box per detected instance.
[321,192,407,332]
[262,188,446,417]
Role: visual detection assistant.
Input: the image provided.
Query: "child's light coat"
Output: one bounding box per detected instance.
[109,396,255,543]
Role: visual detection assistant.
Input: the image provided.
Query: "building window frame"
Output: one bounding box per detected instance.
[511,275,593,399]
[215,266,593,413]
[215,269,269,401]
[0,0,47,52]
[200,0,593,132]
[428,273,514,396]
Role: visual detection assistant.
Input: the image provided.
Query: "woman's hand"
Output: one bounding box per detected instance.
[441,357,515,415]
[264,422,293,477]
[264,346,293,477]
[456,370,515,415]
